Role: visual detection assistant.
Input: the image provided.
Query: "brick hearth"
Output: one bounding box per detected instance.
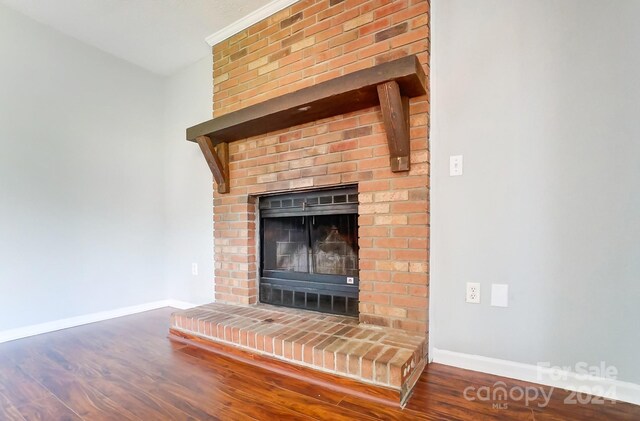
[170,303,426,405]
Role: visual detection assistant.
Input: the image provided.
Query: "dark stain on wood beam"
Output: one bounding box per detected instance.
[377,81,410,172]
[196,136,229,193]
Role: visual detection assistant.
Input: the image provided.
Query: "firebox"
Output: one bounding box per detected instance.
[259,186,359,316]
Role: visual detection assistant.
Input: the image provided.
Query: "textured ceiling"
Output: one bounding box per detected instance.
[0,0,273,75]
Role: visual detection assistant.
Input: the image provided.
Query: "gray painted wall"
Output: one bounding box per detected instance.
[0,2,215,332]
[431,0,640,383]
[0,4,166,330]
[163,55,215,305]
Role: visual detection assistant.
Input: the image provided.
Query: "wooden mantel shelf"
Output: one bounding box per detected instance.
[186,55,427,193]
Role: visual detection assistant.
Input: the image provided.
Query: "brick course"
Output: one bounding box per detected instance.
[210,0,429,335]
[171,303,426,394]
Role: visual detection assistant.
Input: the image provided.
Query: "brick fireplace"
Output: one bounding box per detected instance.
[212,0,429,334]
[170,0,429,406]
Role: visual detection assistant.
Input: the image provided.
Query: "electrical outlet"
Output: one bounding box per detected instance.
[192,263,198,276]
[466,282,480,304]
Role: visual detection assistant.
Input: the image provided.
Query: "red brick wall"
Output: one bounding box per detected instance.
[211,0,429,334]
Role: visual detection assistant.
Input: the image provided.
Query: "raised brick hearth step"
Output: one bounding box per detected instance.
[169,303,427,406]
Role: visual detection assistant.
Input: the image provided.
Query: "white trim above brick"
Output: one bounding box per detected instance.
[205,0,299,46]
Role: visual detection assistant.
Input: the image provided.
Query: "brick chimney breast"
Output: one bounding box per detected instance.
[211,0,429,335]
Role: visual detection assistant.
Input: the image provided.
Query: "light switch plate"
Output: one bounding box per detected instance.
[491,284,508,307]
[450,155,463,176]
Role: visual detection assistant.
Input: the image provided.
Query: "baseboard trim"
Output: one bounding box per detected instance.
[166,300,200,310]
[0,299,199,344]
[432,348,640,406]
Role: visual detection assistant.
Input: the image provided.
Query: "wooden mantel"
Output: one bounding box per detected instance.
[186,55,427,193]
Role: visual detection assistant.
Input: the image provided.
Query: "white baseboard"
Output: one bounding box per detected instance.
[0,299,200,344]
[166,299,200,310]
[432,348,640,406]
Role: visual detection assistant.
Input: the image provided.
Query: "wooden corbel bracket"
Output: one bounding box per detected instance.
[186,55,426,193]
[377,81,410,172]
[195,136,229,194]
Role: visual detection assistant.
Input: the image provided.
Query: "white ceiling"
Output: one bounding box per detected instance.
[0,0,273,76]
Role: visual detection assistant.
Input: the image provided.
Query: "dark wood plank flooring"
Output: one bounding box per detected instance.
[0,307,637,420]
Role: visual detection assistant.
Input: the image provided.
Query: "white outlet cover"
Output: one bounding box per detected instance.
[466,282,480,304]
[491,284,509,307]
[192,263,198,276]
[450,155,463,176]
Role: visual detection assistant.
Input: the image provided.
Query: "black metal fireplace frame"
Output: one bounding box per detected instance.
[258,186,359,316]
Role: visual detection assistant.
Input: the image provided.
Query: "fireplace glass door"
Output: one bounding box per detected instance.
[259,187,359,316]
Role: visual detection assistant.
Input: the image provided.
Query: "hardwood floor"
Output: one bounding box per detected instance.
[0,308,636,420]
